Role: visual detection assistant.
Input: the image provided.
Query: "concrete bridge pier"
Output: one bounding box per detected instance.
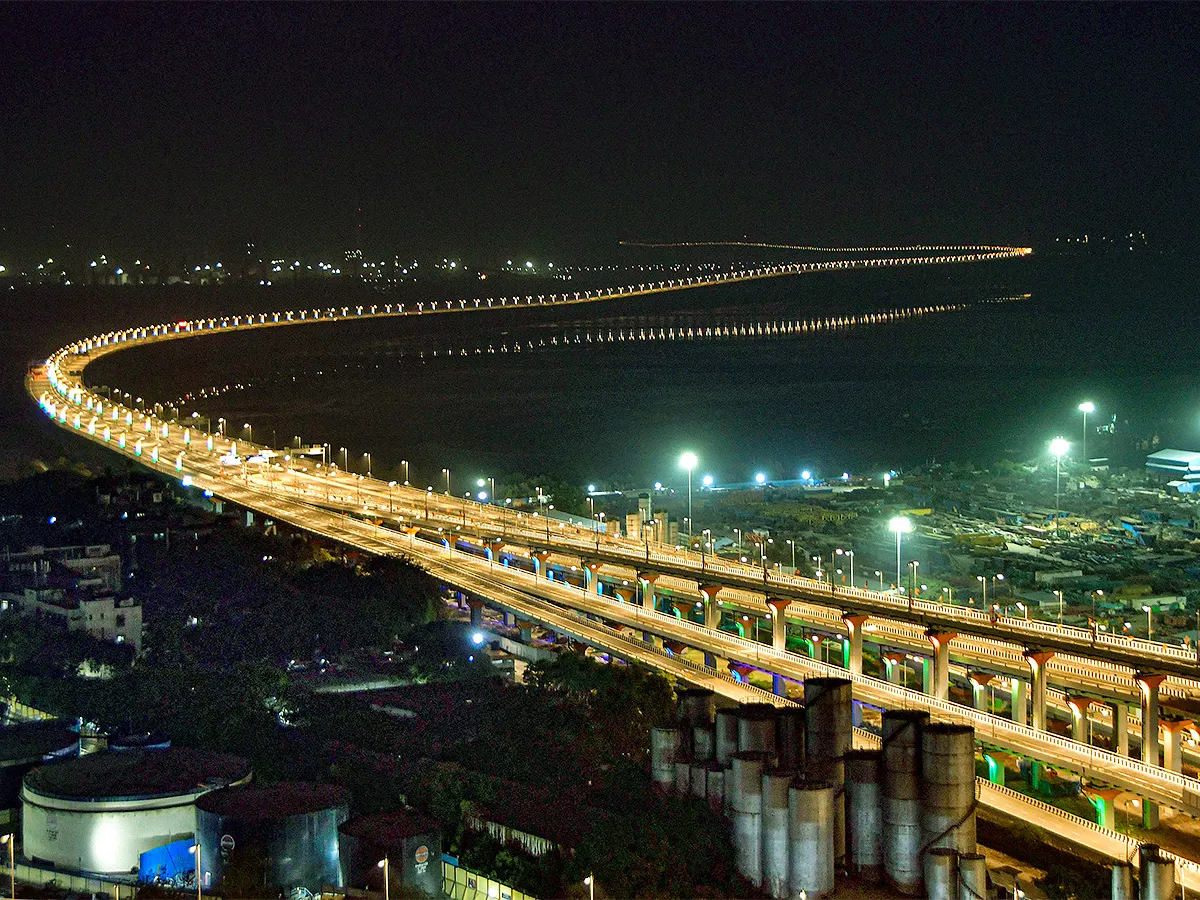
[532,550,551,577]
[700,585,722,629]
[585,561,603,595]
[1010,677,1028,727]
[925,630,956,701]
[882,651,905,685]
[843,615,868,676]
[1085,788,1123,829]
[1109,700,1130,756]
[1161,720,1193,774]
[639,572,661,609]
[466,598,485,628]
[503,610,516,627]
[613,586,636,605]
[1065,696,1093,744]
[968,672,994,713]
[1023,650,1055,732]
[1136,672,1166,767]
[766,598,789,651]
[516,620,535,643]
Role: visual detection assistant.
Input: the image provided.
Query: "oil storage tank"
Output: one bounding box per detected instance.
[0,722,79,810]
[339,811,441,898]
[195,782,350,895]
[22,748,251,874]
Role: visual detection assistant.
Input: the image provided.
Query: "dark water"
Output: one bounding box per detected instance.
[7,254,1199,488]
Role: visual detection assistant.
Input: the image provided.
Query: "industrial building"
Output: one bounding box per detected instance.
[194,782,349,896]
[21,748,251,874]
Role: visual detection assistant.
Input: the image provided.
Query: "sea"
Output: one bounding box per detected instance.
[5,252,1198,489]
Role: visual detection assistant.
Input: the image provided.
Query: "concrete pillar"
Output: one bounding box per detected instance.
[1136,672,1166,768]
[700,585,722,630]
[982,751,1010,787]
[614,587,636,605]
[585,561,603,595]
[1161,721,1193,774]
[1010,677,1028,727]
[467,598,485,628]
[532,550,551,577]
[772,675,787,697]
[664,640,686,658]
[1086,788,1122,829]
[925,631,956,701]
[968,672,994,713]
[882,651,905,685]
[766,598,789,651]
[1065,696,1094,745]
[730,662,753,684]
[516,620,534,643]
[639,571,661,608]
[503,610,516,627]
[1023,650,1055,732]
[1143,799,1160,830]
[644,632,663,649]
[920,657,932,695]
[1109,701,1130,757]
[843,615,868,676]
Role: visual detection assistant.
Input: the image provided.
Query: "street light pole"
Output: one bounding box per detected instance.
[443,467,451,494]
[377,857,390,900]
[1079,401,1095,464]
[1143,604,1153,640]
[189,843,202,900]
[889,517,912,591]
[402,459,409,485]
[1,833,13,900]
[1050,437,1069,531]
[680,452,697,539]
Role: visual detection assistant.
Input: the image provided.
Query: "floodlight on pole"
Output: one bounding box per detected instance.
[888,516,912,590]
[1078,402,1095,462]
[680,452,697,538]
[1050,437,1069,530]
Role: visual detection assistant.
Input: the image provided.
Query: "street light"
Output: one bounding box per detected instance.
[889,517,912,591]
[786,538,797,570]
[242,422,252,443]
[680,451,698,538]
[977,575,987,608]
[377,857,390,900]
[363,451,372,478]
[1050,437,1069,530]
[1078,401,1095,463]
[1016,601,1029,620]
[401,459,410,485]
[874,570,884,591]
[442,467,451,494]
[584,874,594,900]
[836,548,854,586]
[189,843,203,900]
[1143,604,1153,640]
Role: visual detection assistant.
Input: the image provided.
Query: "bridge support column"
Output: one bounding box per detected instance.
[1065,696,1093,744]
[1010,677,1028,727]
[1109,701,1130,757]
[466,598,485,629]
[699,585,722,630]
[613,587,636,605]
[639,572,661,609]
[585,561,603,595]
[882,651,905,685]
[983,751,1014,787]
[920,657,932,695]
[1023,650,1055,732]
[926,631,956,701]
[766,598,789,651]
[843,615,868,676]
[1085,788,1123,829]
[1143,799,1160,830]
[503,610,516,628]
[729,662,753,684]
[968,672,995,713]
[516,620,534,643]
[532,550,551,578]
[1136,672,1166,768]
[1161,720,1193,774]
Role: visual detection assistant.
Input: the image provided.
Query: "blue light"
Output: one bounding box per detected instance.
[755,473,766,485]
[801,470,812,481]
[181,475,193,487]
[47,516,57,525]
[471,631,484,646]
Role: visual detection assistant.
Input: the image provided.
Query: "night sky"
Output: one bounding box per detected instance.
[3,3,1197,261]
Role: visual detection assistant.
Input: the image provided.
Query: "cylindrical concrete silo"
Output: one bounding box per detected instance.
[651,726,681,793]
[737,704,778,758]
[715,708,740,766]
[704,762,725,814]
[882,709,929,895]
[760,769,794,899]
[787,780,836,899]
[775,708,804,771]
[677,688,716,729]
[339,812,441,898]
[920,724,977,856]
[1139,844,1176,900]
[923,847,957,900]
[730,751,770,885]
[689,763,708,800]
[693,725,715,762]
[844,749,883,881]
[957,852,987,900]
[803,678,852,864]
[1110,860,1135,900]
[674,760,692,795]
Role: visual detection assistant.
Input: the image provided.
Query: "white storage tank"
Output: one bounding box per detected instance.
[22,748,251,875]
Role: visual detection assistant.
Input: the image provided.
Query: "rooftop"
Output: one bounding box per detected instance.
[0,722,78,764]
[195,781,349,820]
[339,811,440,846]
[24,748,250,801]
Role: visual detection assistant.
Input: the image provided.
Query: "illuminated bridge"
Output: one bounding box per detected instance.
[37,244,1200,876]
